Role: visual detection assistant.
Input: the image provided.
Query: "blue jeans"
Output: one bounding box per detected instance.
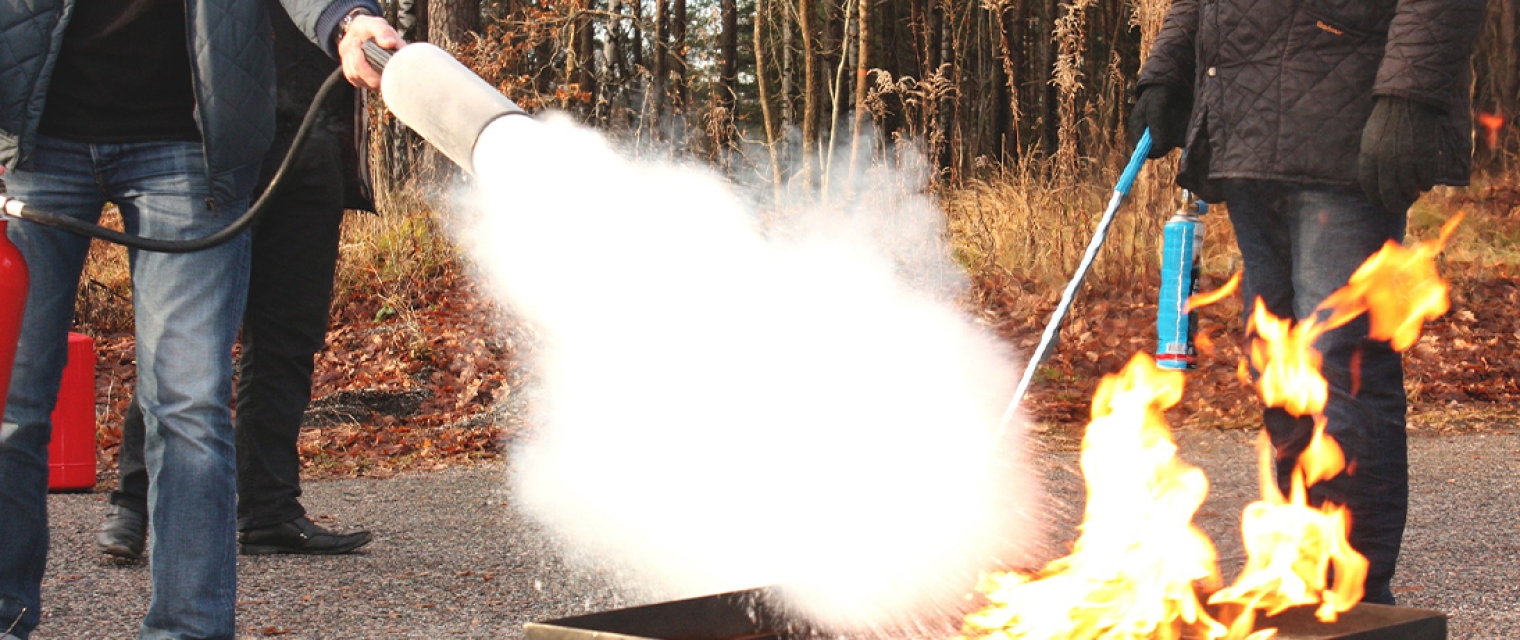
[1222,180,1408,605]
[0,135,250,639]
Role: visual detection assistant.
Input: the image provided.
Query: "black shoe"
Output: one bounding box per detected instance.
[239,516,372,555]
[95,504,148,560]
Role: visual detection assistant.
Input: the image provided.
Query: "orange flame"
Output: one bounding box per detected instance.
[1210,215,1460,627]
[1186,272,1242,313]
[1477,112,1504,150]
[961,217,1460,639]
[961,354,1230,640]
[1196,329,1216,358]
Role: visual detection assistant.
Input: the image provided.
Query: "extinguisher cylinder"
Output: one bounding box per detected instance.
[1,218,30,421]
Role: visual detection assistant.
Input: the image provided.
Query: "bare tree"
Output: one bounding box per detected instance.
[428,0,479,50]
[754,0,783,194]
[653,0,670,128]
[721,0,739,111]
[847,0,872,175]
[799,0,820,186]
[672,0,690,111]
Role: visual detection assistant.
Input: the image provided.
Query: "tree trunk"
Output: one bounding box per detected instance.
[427,0,478,51]
[654,0,670,125]
[848,0,871,176]
[781,6,794,128]
[671,0,689,112]
[721,0,739,111]
[395,0,426,41]
[799,0,819,186]
[1042,0,1061,157]
[754,0,783,194]
[825,0,856,187]
[631,0,645,72]
[567,0,597,108]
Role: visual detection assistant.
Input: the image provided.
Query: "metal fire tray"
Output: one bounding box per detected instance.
[525,588,793,640]
[523,587,1445,640]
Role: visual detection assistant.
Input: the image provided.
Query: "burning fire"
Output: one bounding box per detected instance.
[961,353,1229,640]
[1209,214,1461,630]
[960,216,1461,639]
[1477,111,1504,150]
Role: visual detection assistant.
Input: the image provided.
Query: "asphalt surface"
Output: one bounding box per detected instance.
[32,429,1520,639]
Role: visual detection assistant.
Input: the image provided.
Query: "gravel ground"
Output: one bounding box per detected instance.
[32,429,1520,639]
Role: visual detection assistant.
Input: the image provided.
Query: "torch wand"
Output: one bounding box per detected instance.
[999,130,1152,434]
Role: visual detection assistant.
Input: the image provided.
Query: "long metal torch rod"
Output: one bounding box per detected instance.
[997,130,1152,435]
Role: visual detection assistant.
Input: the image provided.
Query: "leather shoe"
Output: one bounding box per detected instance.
[95,504,148,560]
[239,516,372,555]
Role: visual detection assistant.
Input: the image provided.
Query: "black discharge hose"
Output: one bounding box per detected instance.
[7,42,394,253]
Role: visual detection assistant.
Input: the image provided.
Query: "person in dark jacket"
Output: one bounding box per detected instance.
[92,0,378,561]
[0,0,400,637]
[1130,0,1485,605]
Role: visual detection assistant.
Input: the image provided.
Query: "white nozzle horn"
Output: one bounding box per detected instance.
[378,43,526,174]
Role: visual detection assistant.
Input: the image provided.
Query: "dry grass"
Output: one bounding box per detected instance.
[70,198,459,348]
[334,210,456,309]
[941,147,1241,315]
[1417,170,1520,265]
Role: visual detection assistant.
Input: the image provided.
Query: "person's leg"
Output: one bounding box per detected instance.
[1286,185,1409,605]
[96,396,150,559]
[0,134,109,639]
[235,137,345,531]
[1224,179,1409,605]
[111,397,151,514]
[105,140,251,640]
[1222,180,1318,490]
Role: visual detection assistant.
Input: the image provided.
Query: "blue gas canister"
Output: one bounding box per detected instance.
[1156,197,1206,370]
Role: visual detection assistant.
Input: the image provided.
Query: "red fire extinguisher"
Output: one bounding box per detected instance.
[2,201,31,422]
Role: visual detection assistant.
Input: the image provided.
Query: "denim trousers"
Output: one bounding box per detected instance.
[0,134,250,639]
[110,130,346,531]
[1221,179,1408,605]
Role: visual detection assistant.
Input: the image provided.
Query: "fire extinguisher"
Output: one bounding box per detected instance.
[1,200,30,423]
[1156,191,1206,370]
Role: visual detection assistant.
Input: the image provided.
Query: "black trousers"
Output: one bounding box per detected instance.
[110,132,346,531]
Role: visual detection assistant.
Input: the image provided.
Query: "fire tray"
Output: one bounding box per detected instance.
[523,587,1446,640]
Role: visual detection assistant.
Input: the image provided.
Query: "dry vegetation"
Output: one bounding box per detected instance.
[71,159,1520,482]
[68,0,1520,480]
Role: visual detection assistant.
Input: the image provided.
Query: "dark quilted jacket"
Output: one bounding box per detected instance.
[0,0,377,205]
[1138,0,1486,201]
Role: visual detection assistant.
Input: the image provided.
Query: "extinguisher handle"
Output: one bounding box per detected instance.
[362,40,393,74]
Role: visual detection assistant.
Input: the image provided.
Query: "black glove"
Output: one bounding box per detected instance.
[1128,84,1192,159]
[1358,96,1442,214]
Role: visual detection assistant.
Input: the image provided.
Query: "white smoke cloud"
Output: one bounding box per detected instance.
[459,114,1043,631]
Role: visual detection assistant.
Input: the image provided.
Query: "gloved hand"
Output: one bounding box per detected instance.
[1358,96,1441,214]
[1128,84,1192,159]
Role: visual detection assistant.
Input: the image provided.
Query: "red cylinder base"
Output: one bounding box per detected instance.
[49,332,98,492]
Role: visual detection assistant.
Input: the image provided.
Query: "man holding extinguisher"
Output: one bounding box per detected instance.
[0,2,401,639]
[1129,0,1485,605]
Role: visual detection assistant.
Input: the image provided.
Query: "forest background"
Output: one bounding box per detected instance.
[75,0,1520,478]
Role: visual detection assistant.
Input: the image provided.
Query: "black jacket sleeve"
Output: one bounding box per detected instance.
[1373,0,1486,110]
[1136,0,1199,93]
